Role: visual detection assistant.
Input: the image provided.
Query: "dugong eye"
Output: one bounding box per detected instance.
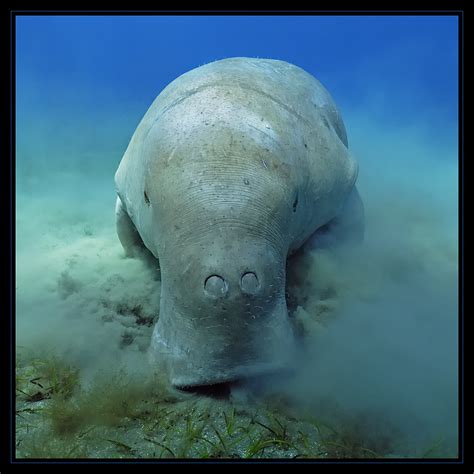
[144,190,150,205]
[292,191,299,212]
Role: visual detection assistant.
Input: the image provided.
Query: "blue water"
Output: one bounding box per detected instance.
[15,15,459,458]
[16,15,458,165]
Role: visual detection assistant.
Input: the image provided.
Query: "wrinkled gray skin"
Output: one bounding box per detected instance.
[114,57,364,388]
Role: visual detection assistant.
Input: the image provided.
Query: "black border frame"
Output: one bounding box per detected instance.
[3,8,465,467]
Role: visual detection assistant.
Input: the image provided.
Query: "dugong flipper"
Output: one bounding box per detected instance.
[115,196,145,258]
[114,57,364,388]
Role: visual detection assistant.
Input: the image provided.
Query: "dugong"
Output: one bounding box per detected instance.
[114,57,364,388]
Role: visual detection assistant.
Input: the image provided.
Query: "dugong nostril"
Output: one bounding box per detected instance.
[204,275,228,298]
[241,272,260,295]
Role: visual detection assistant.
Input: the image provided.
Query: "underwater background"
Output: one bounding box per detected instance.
[15,15,459,459]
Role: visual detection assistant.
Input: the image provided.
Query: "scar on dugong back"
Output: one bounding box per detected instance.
[114,57,364,388]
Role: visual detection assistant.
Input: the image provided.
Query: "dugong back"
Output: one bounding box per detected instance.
[115,57,358,254]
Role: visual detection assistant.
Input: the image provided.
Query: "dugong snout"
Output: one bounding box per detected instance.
[150,240,296,388]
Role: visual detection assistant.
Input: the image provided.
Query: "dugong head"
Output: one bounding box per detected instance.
[146,125,301,389]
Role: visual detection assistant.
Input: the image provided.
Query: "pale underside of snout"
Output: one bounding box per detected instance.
[149,295,295,388]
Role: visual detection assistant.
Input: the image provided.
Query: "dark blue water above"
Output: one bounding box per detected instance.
[16,15,458,161]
